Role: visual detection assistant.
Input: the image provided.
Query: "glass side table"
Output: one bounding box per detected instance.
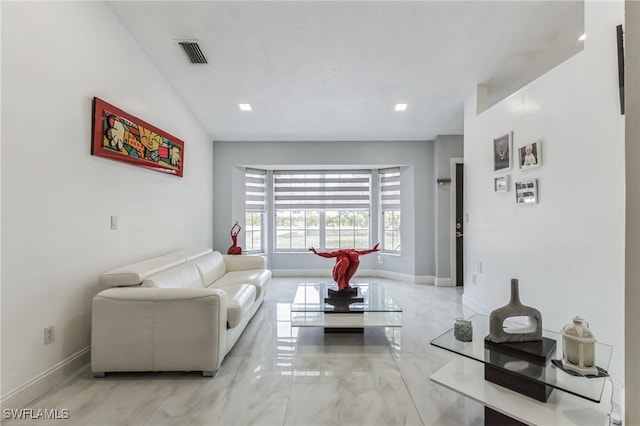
[430,313,613,403]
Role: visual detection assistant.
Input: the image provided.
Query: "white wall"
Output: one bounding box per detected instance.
[433,135,464,282]
[211,140,434,280]
[625,0,640,423]
[462,0,625,381]
[1,2,213,404]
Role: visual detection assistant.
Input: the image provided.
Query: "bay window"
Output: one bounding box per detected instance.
[244,168,266,253]
[379,167,401,253]
[274,170,371,251]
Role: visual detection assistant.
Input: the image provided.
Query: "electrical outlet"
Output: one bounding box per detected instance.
[377,255,383,264]
[472,274,477,285]
[44,326,55,345]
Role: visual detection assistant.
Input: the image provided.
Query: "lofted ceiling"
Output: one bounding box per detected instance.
[107,1,584,142]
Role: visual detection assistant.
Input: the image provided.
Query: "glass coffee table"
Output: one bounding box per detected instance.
[290,282,402,332]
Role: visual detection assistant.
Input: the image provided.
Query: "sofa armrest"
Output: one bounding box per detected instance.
[222,254,267,272]
[91,287,227,375]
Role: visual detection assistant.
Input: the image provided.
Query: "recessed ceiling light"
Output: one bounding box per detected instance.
[395,103,408,111]
[578,33,586,41]
[238,103,252,111]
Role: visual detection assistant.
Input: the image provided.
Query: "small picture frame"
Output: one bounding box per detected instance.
[516,179,538,204]
[493,132,512,172]
[518,140,542,170]
[494,175,510,192]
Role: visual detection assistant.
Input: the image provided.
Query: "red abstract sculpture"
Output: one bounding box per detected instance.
[309,243,380,291]
[227,221,242,255]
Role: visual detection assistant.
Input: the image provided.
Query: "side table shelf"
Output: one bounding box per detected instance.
[429,314,614,425]
[431,357,611,426]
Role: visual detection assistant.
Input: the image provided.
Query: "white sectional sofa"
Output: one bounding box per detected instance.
[91,247,271,377]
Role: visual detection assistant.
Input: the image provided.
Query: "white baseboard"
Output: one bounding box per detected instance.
[1,347,90,410]
[272,269,329,277]
[461,294,491,315]
[272,269,433,285]
[272,269,378,278]
[375,269,412,283]
[413,274,435,285]
[375,270,434,285]
[435,277,454,287]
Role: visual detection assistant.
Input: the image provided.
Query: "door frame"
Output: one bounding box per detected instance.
[449,157,464,287]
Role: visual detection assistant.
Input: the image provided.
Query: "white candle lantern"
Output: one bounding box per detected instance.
[561,316,598,376]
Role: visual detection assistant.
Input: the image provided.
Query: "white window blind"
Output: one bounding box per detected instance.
[245,168,266,212]
[274,170,371,211]
[379,167,401,211]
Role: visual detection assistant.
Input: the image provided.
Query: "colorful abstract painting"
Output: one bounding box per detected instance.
[92,97,185,177]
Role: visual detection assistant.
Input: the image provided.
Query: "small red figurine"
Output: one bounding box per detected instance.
[309,243,380,291]
[227,221,242,255]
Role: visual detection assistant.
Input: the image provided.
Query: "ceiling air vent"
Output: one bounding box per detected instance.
[178,41,207,64]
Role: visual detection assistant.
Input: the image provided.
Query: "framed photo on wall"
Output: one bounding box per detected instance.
[518,140,542,170]
[494,175,510,192]
[515,179,538,204]
[493,132,512,172]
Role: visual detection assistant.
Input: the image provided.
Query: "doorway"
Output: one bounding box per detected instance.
[455,164,464,286]
[450,158,464,287]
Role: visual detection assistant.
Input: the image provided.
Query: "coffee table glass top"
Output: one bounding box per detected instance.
[430,313,613,402]
[290,282,403,329]
[291,282,402,313]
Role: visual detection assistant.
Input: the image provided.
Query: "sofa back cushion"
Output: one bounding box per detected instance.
[99,254,187,287]
[141,262,203,289]
[193,251,227,286]
[171,247,213,261]
[98,248,213,287]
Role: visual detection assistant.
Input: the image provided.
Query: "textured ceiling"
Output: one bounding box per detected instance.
[107,1,584,142]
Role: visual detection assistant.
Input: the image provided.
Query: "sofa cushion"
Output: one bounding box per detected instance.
[216,284,256,328]
[193,251,227,286]
[171,247,213,261]
[222,254,267,272]
[212,269,271,300]
[99,254,187,287]
[141,262,203,289]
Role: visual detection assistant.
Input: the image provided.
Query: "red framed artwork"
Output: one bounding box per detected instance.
[91,97,185,177]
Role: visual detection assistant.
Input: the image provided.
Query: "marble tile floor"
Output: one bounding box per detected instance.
[5,277,483,426]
